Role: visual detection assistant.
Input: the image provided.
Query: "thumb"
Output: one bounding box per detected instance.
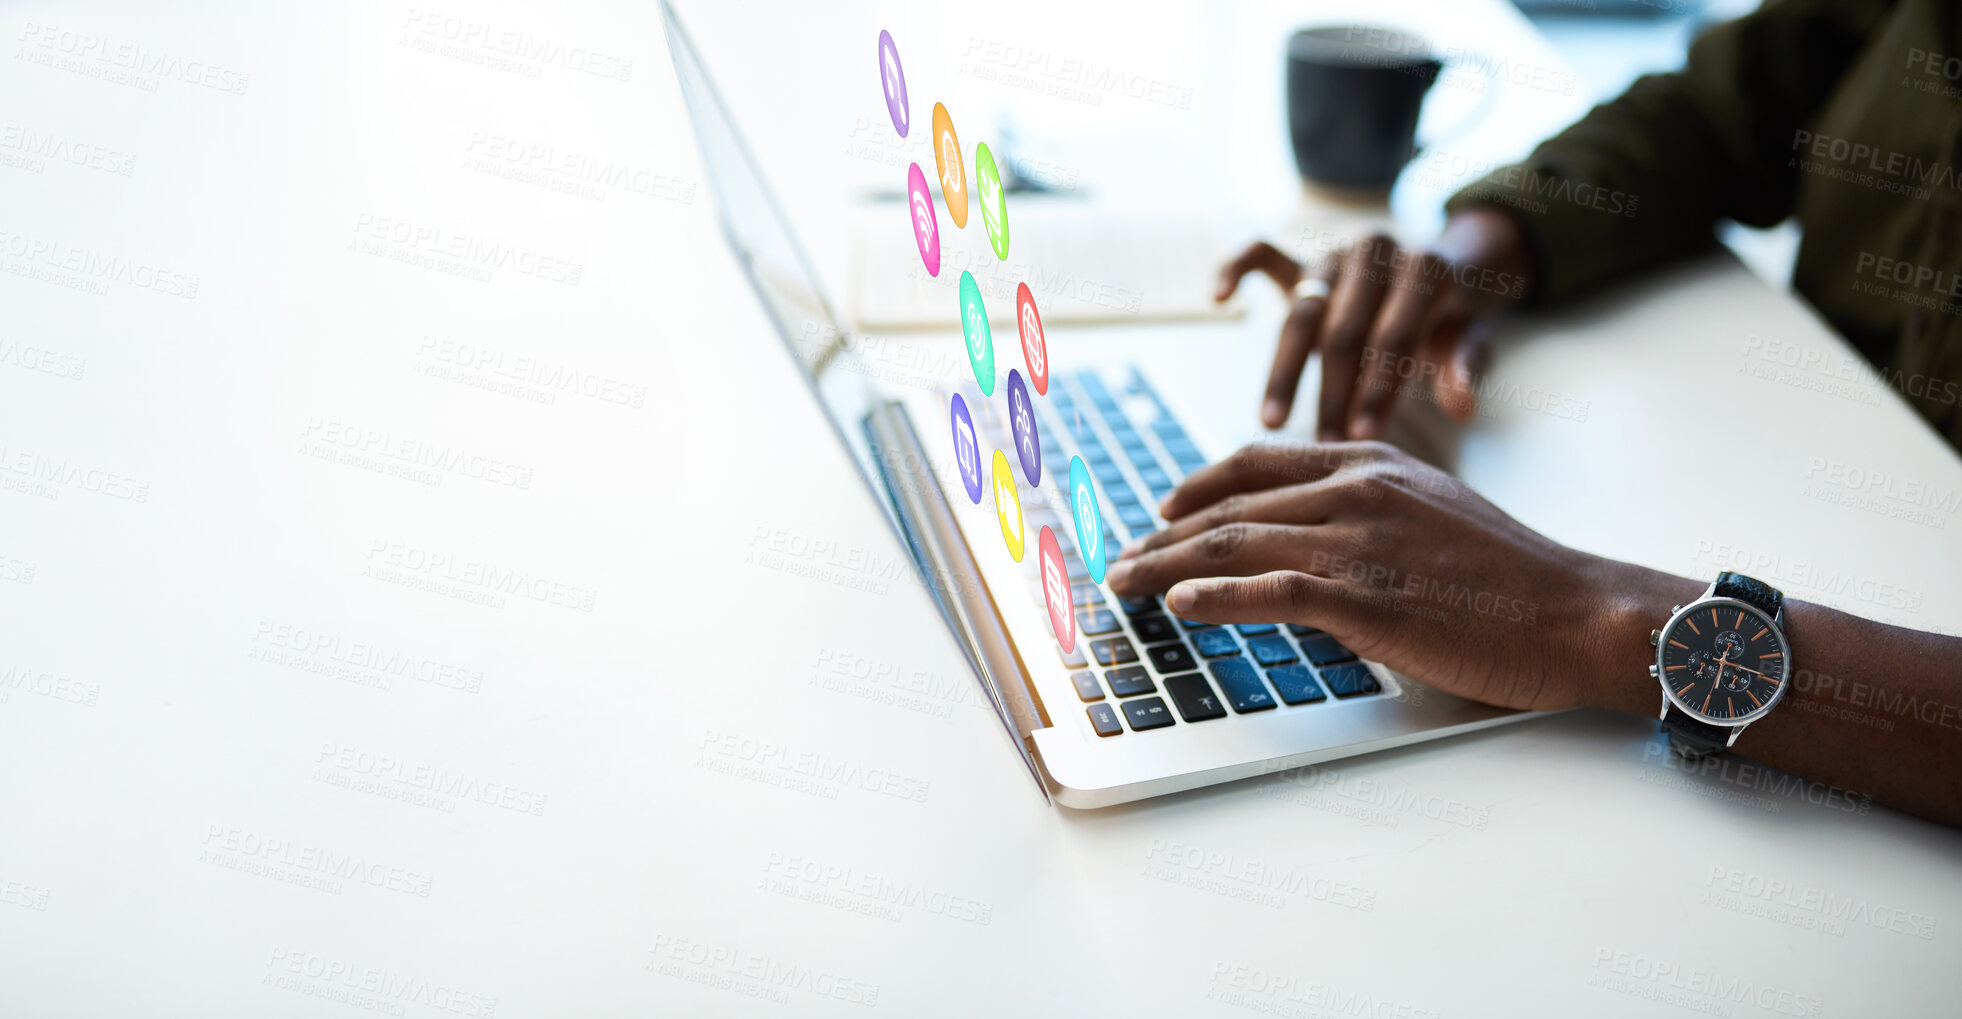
[1166,571,1340,626]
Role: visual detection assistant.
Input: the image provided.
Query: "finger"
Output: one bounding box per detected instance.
[1159,441,1371,520]
[1164,570,1345,628]
[1315,236,1396,443]
[1260,259,1338,428]
[1215,241,1302,302]
[1350,252,1451,439]
[1104,522,1310,598]
[1428,317,1487,422]
[1124,481,1345,559]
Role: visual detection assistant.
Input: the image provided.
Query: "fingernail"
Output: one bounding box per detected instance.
[1116,541,1140,560]
[1106,560,1132,588]
[1166,582,1197,614]
[1260,400,1286,429]
[1351,416,1382,440]
[1156,495,1176,518]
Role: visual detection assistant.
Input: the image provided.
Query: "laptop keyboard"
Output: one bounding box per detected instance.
[958,365,1384,741]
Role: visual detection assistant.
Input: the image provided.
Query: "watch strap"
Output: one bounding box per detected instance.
[1661,707,1732,759]
[1713,571,1782,618]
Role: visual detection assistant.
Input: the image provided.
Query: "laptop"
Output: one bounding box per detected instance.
[661,2,1535,808]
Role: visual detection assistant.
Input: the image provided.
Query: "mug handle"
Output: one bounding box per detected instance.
[1413,51,1504,156]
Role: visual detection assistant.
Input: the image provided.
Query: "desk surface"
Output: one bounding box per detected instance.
[3,1,1959,1016]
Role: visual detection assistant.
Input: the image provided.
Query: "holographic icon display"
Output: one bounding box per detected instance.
[1039,526,1075,654]
[1015,282,1048,395]
[1069,455,1105,584]
[959,270,995,395]
[931,103,967,229]
[992,449,1026,562]
[906,162,940,277]
[878,31,909,137]
[974,142,1009,260]
[1006,369,1040,486]
[951,393,984,503]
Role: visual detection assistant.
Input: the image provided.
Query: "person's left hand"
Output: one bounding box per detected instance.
[1103,441,1680,712]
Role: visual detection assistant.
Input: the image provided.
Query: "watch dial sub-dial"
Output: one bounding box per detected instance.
[1657,602,1790,722]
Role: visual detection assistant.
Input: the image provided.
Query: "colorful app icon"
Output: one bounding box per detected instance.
[974,142,1009,260]
[907,162,940,277]
[1015,282,1048,395]
[878,31,909,138]
[1069,455,1105,583]
[959,270,994,395]
[992,449,1025,561]
[1039,526,1075,653]
[1006,369,1041,486]
[950,394,983,504]
[931,103,967,229]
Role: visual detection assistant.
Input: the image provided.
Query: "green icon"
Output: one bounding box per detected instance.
[974,142,1009,261]
[960,270,995,395]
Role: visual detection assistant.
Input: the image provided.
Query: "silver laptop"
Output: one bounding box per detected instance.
[661,2,1535,808]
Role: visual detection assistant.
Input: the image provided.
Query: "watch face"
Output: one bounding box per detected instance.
[1657,598,1791,724]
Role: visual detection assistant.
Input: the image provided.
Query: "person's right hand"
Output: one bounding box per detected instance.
[1215,205,1537,439]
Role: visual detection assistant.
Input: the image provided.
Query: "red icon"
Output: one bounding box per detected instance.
[1016,282,1048,395]
[1039,526,1074,653]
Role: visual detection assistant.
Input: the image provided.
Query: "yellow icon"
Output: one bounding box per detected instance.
[991,449,1025,562]
[932,103,967,229]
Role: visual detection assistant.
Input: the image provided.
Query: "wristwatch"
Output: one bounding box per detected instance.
[1647,572,1792,758]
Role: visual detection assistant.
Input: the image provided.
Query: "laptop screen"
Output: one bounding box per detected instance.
[661,2,909,542]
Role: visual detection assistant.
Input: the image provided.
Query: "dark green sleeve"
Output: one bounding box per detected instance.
[1444,0,1898,305]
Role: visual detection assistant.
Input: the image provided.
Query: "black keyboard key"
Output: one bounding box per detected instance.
[1104,666,1154,697]
[1163,674,1227,722]
[1077,608,1120,636]
[1320,662,1381,698]
[1093,461,1127,486]
[1265,664,1327,705]
[1063,552,1089,581]
[1209,658,1276,713]
[1136,464,1169,490]
[1176,615,1209,630]
[1103,483,1141,507]
[1234,624,1278,637]
[1131,614,1179,644]
[1087,703,1123,736]
[1117,594,1160,618]
[1146,641,1198,675]
[1190,627,1240,658]
[1083,444,1114,467]
[1246,636,1298,667]
[1301,634,1359,666]
[1091,637,1138,666]
[1072,583,1106,609]
[1058,643,1087,669]
[1286,623,1324,638]
[1151,418,1187,443]
[1122,696,1176,731]
[1071,671,1104,702]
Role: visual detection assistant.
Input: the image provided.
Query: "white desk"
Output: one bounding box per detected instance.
[3,1,1958,1016]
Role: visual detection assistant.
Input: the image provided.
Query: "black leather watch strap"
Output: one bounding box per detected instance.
[1713,571,1783,618]
[1662,709,1733,758]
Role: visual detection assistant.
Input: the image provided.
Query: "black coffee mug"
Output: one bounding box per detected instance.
[1287,25,1442,192]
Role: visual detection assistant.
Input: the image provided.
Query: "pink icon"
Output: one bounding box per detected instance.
[907,162,940,277]
[1016,282,1049,396]
[1039,526,1074,654]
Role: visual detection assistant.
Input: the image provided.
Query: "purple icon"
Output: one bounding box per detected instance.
[878,30,909,138]
[1007,369,1041,486]
[951,393,983,504]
